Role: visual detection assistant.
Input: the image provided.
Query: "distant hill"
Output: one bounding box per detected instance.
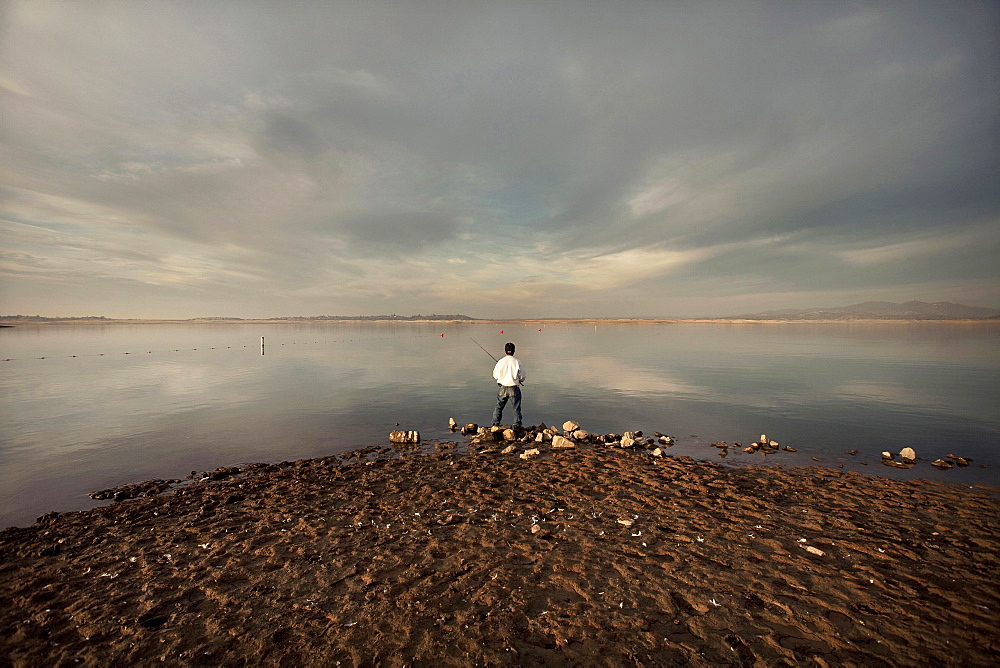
[729,301,1000,321]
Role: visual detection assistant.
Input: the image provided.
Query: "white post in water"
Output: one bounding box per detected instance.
[261,336,265,356]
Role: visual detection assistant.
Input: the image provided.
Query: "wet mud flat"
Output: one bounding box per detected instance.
[1,446,998,666]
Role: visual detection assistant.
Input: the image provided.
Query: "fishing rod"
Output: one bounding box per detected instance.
[470,338,498,362]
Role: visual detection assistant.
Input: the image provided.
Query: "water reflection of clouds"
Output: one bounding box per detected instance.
[833,380,948,410]
[564,356,711,398]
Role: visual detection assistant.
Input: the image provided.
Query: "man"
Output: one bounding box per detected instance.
[492,342,525,428]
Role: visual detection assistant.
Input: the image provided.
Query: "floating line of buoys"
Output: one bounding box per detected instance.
[0,334,441,362]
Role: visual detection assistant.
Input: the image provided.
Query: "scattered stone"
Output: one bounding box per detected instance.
[617,518,635,528]
[882,451,893,460]
[389,430,420,444]
[562,420,580,432]
[551,435,576,449]
[802,545,826,557]
[946,454,971,467]
[783,446,797,452]
[847,449,858,456]
[659,436,674,446]
[768,441,779,448]
[519,448,541,460]
[461,423,478,436]
[448,417,457,428]
[899,447,916,463]
[620,434,636,448]
[651,448,664,457]
[90,478,182,502]
[501,444,517,455]
[931,459,953,470]
[572,429,590,441]
[503,428,516,441]
[530,524,542,534]
[711,441,728,449]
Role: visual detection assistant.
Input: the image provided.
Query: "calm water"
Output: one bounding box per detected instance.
[2,321,998,527]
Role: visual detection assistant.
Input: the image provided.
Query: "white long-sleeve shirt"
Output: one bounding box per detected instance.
[493,355,526,387]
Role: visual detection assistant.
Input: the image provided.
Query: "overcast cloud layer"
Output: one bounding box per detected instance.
[2,0,998,318]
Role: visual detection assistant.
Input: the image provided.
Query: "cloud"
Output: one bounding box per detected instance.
[1,1,998,317]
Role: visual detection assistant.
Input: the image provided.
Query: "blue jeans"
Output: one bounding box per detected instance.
[492,385,522,427]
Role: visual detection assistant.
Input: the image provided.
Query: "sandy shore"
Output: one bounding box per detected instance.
[2,442,998,666]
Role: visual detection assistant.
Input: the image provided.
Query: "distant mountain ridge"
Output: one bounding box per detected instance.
[730,301,1000,321]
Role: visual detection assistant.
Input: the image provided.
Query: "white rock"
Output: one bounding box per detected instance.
[519,448,541,460]
[562,420,580,432]
[551,435,576,449]
[802,545,826,557]
[448,417,457,427]
[389,430,420,444]
[572,429,590,441]
[503,429,516,441]
[501,444,517,455]
[881,451,893,459]
[899,447,916,463]
[651,448,664,457]
[659,436,674,446]
[621,435,636,448]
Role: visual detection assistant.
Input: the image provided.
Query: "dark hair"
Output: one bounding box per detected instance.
[504,342,515,355]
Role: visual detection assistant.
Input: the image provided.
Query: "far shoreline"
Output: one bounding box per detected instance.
[2,317,998,327]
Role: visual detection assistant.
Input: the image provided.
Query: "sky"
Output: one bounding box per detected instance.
[2,1,998,319]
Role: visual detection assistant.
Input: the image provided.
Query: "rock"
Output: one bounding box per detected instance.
[620,435,636,448]
[899,447,916,463]
[711,441,728,449]
[931,459,953,469]
[503,429,516,441]
[448,417,457,427]
[847,449,858,456]
[955,457,970,467]
[562,420,580,432]
[742,446,756,453]
[572,429,590,441]
[501,444,517,455]
[768,440,779,447]
[802,545,826,557]
[783,446,797,452]
[760,434,768,444]
[389,431,420,443]
[461,423,478,436]
[520,448,541,460]
[617,518,635,528]
[530,524,542,534]
[651,448,664,457]
[659,436,674,446]
[551,435,576,449]
[881,451,893,460]
[535,432,545,443]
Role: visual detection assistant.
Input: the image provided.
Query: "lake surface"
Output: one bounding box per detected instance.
[2,321,998,527]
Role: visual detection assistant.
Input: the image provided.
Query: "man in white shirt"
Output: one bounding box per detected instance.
[492,342,526,428]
